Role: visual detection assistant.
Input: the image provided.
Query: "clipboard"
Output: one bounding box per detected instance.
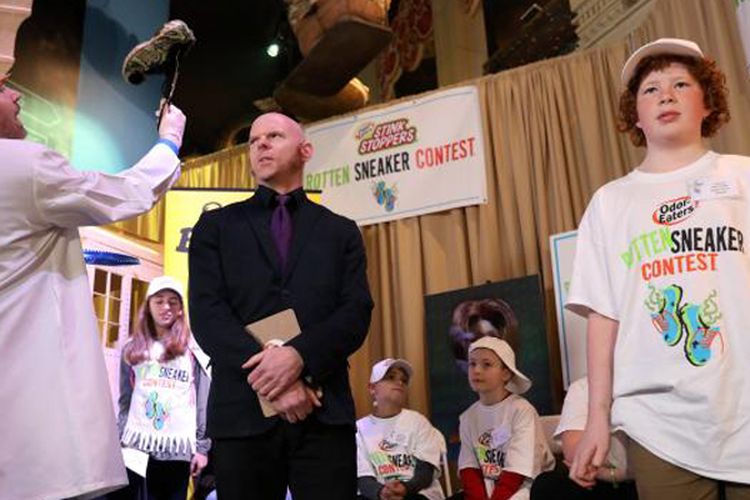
[244,308,301,417]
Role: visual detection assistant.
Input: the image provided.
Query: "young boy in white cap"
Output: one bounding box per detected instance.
[356,358,445,500]
[567,38,750,499]
[458,337,554,500]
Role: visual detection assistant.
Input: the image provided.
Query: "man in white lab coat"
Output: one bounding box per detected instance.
[0,76,187,500]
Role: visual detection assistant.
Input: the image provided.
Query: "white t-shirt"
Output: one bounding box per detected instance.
[356,409,445,500]
[458,394,555,499]
[122,342,198,457]
[555,378,630,478]
[567,151,750,483]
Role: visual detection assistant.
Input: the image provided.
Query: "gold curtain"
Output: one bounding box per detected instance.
[103,0,750,417]
[105,143,255,242]
[354,0,750,417]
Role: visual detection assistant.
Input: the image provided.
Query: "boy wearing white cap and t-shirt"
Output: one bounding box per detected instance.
[458,337,554,500]
[356,358,445,500]
[567,38,750,499]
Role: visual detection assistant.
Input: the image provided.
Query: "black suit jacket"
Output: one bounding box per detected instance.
[188,187,373,438]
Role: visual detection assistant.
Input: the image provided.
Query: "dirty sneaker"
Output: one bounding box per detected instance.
[122,19,196,84]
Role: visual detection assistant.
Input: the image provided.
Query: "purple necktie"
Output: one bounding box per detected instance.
[271,194,292,269]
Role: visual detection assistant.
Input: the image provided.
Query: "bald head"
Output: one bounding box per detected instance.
[251,112,305,142]
[248,112,313,193]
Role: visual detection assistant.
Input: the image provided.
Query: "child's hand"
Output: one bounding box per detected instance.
[190,452,208,477]
[379,480,407,499]
[569,419,610,488]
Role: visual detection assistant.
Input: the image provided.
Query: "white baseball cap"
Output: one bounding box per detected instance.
[370,358,414,384]
[621,38,704,86]
[146,276,185,300]
[469,337,531,394]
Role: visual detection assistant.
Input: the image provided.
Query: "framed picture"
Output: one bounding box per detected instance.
[425,275,553,460]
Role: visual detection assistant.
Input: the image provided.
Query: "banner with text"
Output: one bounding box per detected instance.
[304,85,488,225]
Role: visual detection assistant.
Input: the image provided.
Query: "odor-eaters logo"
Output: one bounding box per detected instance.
[378,437,399,452]
[356,118,417,155]
[652,196,696,225]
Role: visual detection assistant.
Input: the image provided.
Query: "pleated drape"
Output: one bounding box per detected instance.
[104,0,750,417]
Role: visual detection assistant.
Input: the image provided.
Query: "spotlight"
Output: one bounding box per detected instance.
[266,43,280,58]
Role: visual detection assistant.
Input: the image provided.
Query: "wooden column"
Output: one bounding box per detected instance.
[431,0,488,86]
[0,0,32,74]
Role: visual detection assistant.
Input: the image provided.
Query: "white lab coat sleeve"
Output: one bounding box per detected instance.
[32,143,180,228]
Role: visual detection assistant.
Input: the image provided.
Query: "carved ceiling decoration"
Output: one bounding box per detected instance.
[376,0,433,101]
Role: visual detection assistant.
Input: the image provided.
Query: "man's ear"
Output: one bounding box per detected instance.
[299,140,314,162]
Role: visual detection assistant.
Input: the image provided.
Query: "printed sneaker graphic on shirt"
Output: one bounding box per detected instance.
[680,290,723,366]
[144,391,169,430]
[473,430,505,480]
[645,285,723,366]
[648,283,684,346]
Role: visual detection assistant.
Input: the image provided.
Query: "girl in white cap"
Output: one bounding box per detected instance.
[356,358,446,500]
[458,337,554,499]
[116,276,211,500]
[567,38,750,499]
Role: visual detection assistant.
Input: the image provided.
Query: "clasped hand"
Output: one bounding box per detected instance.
[242,345,320,422]
[379,480,407,500]
[242,345,303,399]
[267,379,322,423]
[568,421,610,488]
